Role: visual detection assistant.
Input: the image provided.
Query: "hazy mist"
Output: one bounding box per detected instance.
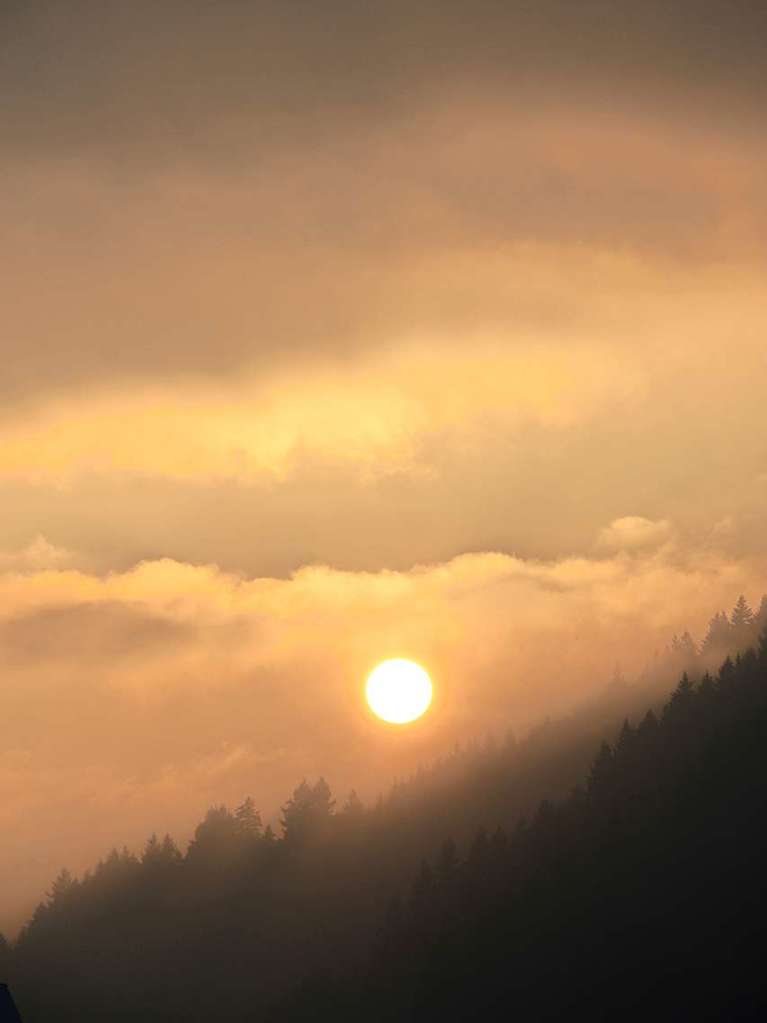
[2,0,767,934]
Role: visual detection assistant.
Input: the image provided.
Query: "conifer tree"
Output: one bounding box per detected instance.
[616,718,635,753]
[701,611,732,663]
[730,594,754,630]
[186,805,243,868]
[46,868,75,907]
[281,778,335,846]
[141,833,161,864]
[341,790,364,817]
[589,741,614,795]
[234,797,263,838]
[637,708,658,737]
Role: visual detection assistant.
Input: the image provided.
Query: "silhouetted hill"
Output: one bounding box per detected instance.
[288,641,767,1021]
[4,602,767,1021]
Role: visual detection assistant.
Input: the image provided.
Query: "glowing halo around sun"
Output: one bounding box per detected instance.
[365,658,433,724]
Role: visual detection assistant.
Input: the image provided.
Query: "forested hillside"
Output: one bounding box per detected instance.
[3,596,767,1021]
[309,638,767,1020]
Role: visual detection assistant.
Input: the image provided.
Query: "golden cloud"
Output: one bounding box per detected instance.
[0,336,642,484]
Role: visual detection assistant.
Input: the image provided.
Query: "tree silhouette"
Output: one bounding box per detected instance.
[701,610,731,661]
[281,778,335,847]
[730,594,756,652]
[341,790,364,817]
[9,614,767,1022]
[234,796,263,838]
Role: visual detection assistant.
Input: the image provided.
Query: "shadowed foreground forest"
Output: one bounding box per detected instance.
[3,596,767,1021]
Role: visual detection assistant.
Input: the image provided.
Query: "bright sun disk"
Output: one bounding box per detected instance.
[365,658,433,724]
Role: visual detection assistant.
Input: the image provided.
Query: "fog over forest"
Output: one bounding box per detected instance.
[3,3,767,1018]
[3,592,767,1020]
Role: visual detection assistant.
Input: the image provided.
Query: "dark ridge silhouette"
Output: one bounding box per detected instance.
[0,985,22,1023]
[286,637,767,1020]
[4,596,767,1021]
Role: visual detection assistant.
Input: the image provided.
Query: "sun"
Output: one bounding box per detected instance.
[365,658,433,724]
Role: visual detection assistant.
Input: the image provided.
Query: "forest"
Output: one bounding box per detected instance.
[2,595,767,1021]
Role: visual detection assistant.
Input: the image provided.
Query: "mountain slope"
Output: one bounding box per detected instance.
[292,643,767,1020]
[5,625,767,1021]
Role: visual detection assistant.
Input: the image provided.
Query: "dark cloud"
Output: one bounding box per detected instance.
[2,1,766,164]
[1,1,765,404]
[0,601,195,664]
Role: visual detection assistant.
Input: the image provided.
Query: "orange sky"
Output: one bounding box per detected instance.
[2,1,767,934]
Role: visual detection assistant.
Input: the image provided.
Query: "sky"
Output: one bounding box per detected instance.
[2,1,767,932]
